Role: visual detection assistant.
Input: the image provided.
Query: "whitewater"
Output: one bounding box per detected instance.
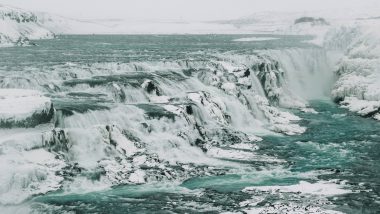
[0,33,377,213]
[1,4,380,213]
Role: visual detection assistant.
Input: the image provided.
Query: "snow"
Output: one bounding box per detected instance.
[2,3,376,40]
[230,143,259,151]
[218,9,380,122]
[187,92,229,125]
[108,125,139,157]
[330,20,380,119]
[2,3,380,47]
[2,4,380,209]
[244,205,344,214]
[0,5,54,46]
[0,147,65,205]
[0,89,52,122]
[340,97,380,116]
[150,96,170,104]
[374,114,380,121]
[207,147,285,163]
[271,123,306,136]
[243,180,351,196]
[128,170,146,184]
[241,179,351,213]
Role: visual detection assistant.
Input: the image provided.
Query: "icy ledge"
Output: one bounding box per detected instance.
[241,180,351,214]
[330,21,380,120]
[243,180,351,196]
[0,89,54,127]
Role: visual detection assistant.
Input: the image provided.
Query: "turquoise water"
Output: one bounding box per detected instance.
[28,101,380,213]
[29,100,380,213]
[0,35,379,213]
[0,34,314,67]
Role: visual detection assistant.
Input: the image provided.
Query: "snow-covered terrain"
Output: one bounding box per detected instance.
[225,9,380,121]
[329,21,380,120]
[2,3,380,212]
[0,5,54,46]
[0,33,335,207]
[1,3,379,49]
[238,11,380,120]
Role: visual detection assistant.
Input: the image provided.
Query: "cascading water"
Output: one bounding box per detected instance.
[2,34,377,214]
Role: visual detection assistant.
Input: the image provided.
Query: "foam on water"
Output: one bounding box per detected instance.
[233,37,280,42]
[2,35,371,213]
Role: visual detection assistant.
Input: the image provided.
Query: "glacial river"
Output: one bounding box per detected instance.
[0,35,379,213]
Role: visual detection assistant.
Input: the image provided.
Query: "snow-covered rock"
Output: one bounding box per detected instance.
[242,180,351,214]
[0,148,65,205]
[0,127,66,205]
[0,89,54,127]
[330,21,380,120]
[244,180,351,196]
[280,18,380,121]
[340,97,380,118]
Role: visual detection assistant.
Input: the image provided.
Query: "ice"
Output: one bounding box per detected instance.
[243,180,351,196]
[128,170,146,184]
[244,205,345,214]
[0,89,53,126]
[340,97,380,116]
[0,89,50,118]
[329,20,380,119]
[241,180,351,214]
[0,147,65,205]
[4,4,380,209]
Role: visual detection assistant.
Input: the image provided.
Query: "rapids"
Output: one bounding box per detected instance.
[0,34,378,213]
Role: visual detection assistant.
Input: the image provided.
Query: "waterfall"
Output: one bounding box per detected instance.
[266,48,335,101]
[0,42,337,206]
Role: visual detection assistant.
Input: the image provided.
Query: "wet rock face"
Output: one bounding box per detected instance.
[142,80,161,96]
[41,123,229,186]
[195,57,283,107]
[43,128,71,153]
[294,17,329,25]
[15,37,31,46]
[254,61,283,105]
[182,68,195,77]
[243,68,250,77]
[188,91,232,125]
[41,125,144,183]
[185,105,193,115]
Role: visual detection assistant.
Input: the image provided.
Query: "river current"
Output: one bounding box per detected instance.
[0,35,379,213]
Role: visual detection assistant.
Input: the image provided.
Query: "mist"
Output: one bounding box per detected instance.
[1,0,380,21]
